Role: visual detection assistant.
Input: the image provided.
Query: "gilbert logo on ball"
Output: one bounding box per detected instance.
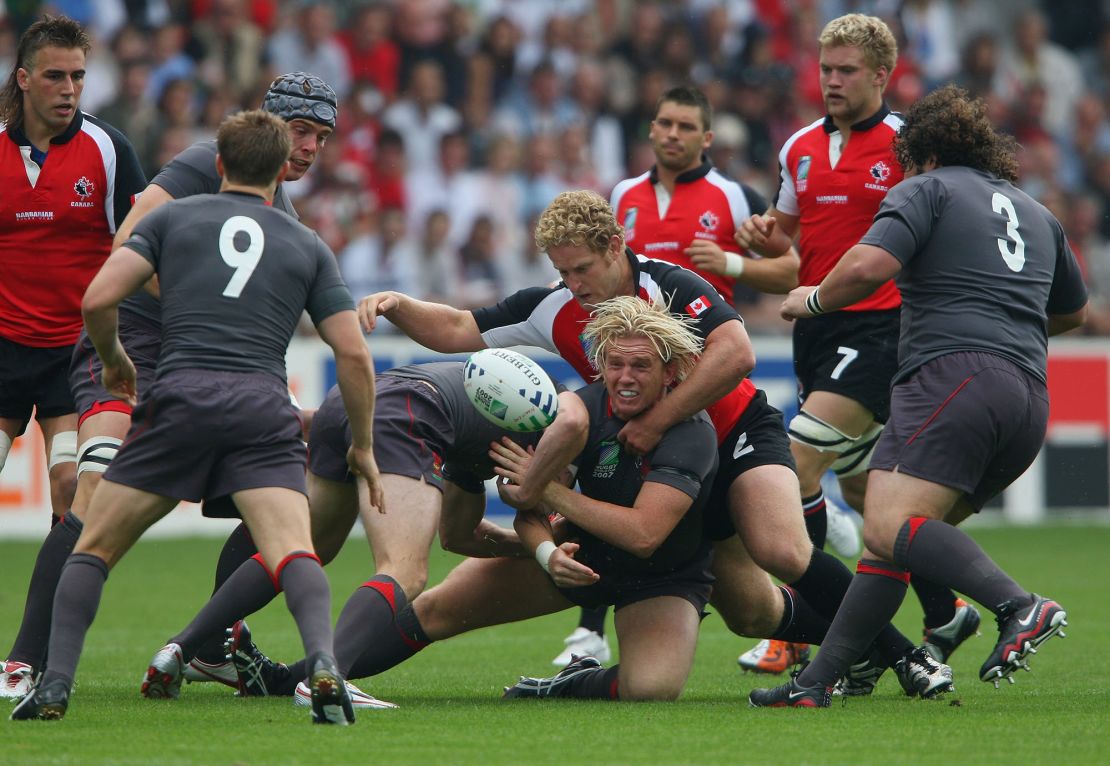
[463,348,559,432]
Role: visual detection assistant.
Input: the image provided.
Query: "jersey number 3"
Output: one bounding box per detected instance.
[219,215,264,298]
[991,192,1025,272]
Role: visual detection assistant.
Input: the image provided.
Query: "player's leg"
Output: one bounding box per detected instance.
[37,414,78,519]
[613,596,700,701]
[12,481,176,720]
[0,410,129,691]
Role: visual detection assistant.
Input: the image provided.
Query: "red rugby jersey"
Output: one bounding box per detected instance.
[472,249,757,443]
[610,160,766,305]
[776,106,903,311]
[0,112,145,347]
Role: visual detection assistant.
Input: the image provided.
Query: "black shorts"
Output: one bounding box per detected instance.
[703,390,796,541]
[307,376,450,492]
[0,336,76,433]
[69,318,162,424]
[106,369,307,502]
[870,351,1048,511]
[558,543,715,614]
[793,308,899,422]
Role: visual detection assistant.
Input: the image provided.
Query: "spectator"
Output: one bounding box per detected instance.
[340,3,400,98]
[267,0,351,99]
[193,0,267,102]
[997,9,1084,139]
[382,58,462,174]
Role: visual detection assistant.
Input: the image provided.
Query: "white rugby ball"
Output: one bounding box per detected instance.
[463,348,559,432]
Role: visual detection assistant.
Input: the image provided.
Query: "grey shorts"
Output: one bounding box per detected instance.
[559,543,715,614]
[307,376,452,491]
[69,317,161,424]
[106,369,307,502]
[870,351,1048,510]
[793,309,900,422]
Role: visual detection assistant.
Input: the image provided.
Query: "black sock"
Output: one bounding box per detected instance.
[802,491,828,549]
[894,518,1028,612]
[171,556,279,661]
[6,513,84,670]
[345,602,432,680]
[191,524,260,664]
[787,547,853,623]
[911,574,957,629]
[798,559,910,689]
[39,553,109,691]
[577,606,608,636]
[279,555,333,661]
[332,575,408,677]
[560,664,620,699]
[770,585,830,644]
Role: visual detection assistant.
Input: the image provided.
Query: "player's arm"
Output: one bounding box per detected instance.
[112,184,175,296]
[514,507,598,587]
[1048,306,1088,336]
[438,482,525,558]
[358,291,485,351]
[619,318,754,455]
[734,248,800,294]
[492,391,589,508]
[781,244,900,320]
[82,247,157,403]
[316,310,385,511]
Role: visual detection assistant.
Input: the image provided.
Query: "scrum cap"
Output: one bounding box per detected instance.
[261,72,338,129]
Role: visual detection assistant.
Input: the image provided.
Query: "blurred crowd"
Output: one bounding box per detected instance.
[6,0,1110,334]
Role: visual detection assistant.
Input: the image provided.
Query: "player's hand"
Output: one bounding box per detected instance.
[100,345,138,407]
[347,445,386,513]
[735,214,777,254]
[357,291,401,334]
[685,240,728,276]
[618,414,665,456]
[546,542,600,588]
[780,285,818,321]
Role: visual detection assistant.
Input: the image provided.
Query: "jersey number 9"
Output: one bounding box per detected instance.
[219,215,265,298]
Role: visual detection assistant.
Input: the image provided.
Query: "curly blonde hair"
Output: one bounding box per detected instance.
[819,13,898,75]
[534,190,623,254]
[581,296,703,382]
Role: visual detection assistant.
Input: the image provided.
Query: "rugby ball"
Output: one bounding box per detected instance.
[463,348,559,432]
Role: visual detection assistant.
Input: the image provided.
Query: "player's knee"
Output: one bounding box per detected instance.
[48,430,78,471]
[0,431,11,472]
[618,674,684,701]
[77,436,123,477]
[830,423,883,480]
[861,517,897,560]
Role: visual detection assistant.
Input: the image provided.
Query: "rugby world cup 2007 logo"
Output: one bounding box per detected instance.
[796,156,811,193]
[593,440,620,479]
[623,206,637,241]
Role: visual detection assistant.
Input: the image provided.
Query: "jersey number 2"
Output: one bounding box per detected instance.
[219,216,264,298]
[991,192,1025,272]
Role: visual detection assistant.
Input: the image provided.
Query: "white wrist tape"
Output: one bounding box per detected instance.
[724,252,746,278]
[535,540,557,573]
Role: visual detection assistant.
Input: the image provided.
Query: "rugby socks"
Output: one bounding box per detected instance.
[770,585,830,644]
[170,556,279,661]
[39,553,110,692]
[578,605,608,637]
[278,554,334,661]
[191,523,258,664]
[910,574,958,630]
[788,547,853,622]
[798,558,910,689]
[6,512,84,670]
[332,575,409,677]
[801,491,828,549]
[894,517,1029,613]
[345,601,433,680]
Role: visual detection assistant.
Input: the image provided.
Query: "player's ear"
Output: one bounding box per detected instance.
[275,160,290,185]
[215,154,225,178]
[16,67,30,92]
[663,359,678,388]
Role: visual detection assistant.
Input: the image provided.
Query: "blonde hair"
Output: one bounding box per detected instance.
[534,190,623,254]
[819,13,898,75]
[582,296,702,382]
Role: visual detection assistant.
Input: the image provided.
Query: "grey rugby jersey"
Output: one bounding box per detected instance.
[860,166,1087,383]
[124,191,351,380]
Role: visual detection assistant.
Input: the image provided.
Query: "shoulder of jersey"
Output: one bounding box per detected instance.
[782,117,828,155]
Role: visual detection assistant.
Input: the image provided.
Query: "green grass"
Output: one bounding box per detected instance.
[2,524,1109,765]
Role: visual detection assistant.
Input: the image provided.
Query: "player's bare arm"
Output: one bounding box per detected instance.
[618,319,753,455]
[358,291,485,351]
[81,247,157,405]
[781,243,900,320]
[112,184,174,297]
[1048,305,1088,336]
[317,309,385,513]
[513,509,598,588]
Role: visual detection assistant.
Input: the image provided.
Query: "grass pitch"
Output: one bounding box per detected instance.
[2,523,1108,765]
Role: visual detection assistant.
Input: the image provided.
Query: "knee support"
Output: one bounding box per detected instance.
[0,431,10,472]
[48,430,78,470]
[77,436,123,476]
[787,412,883,477]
